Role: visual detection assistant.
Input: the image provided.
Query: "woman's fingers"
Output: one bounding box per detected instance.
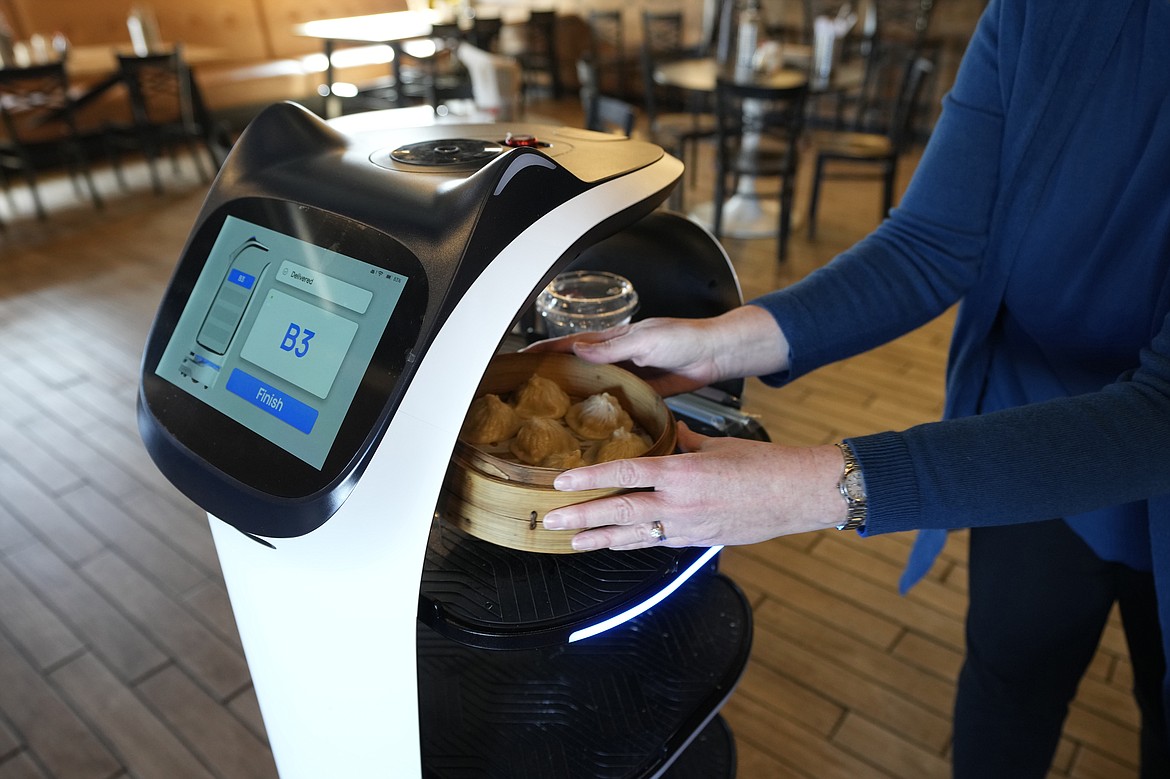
[543,435,848,552]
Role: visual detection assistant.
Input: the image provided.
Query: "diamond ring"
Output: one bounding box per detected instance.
[649,520,667,542]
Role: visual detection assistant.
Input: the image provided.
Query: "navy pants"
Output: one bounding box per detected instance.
[953,519,1169,778]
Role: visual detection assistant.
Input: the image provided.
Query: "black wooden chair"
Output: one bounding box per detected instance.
[469,16,503,52]
[513,10,562,100]
[712,77,808,262]
[104,47,226,194]
[807,55,933,238]
[0,60,103,221]
[639,9,716,209]
[587,9,628,99]
[392,22,472,110]
[577,59,636,137]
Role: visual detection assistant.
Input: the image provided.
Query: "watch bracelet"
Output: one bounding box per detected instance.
[834,441,867,531]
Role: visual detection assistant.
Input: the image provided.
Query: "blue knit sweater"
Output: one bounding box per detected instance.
[751,0,1170,683]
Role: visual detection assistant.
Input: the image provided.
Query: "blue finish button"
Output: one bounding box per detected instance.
[226,369,318,434]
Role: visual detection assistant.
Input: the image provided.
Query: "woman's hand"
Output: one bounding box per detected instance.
[542,423,848,551]
[522,306,790,397]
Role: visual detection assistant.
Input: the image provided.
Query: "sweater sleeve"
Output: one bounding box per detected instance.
[752,0,1170,532]
[853,308,1170,534]
[749,0,1010,385]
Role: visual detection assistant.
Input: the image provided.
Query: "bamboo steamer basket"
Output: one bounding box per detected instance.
[440,352,676,553]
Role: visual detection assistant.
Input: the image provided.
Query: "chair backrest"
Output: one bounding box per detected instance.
[588,9,624,60]
[586,94,637,137]
[578,57,636,136]
[524,10,558,57]
[851,46,933,133]
[0,61,79,144]
[714,78,808,174]
[117,48,199,130]
[456,42,522,120]
[639,10,707,126]
[642,10,686,57]
[887,55,934,151]
[470,16,503,52]
[875,0,936,48]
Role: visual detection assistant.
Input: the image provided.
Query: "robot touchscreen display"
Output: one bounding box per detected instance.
[154,214,407,470]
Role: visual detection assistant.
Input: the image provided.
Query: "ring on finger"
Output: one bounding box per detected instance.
[648,520,667,542]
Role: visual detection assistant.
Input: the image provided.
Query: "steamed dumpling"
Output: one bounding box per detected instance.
[510,417,579,466]
[460,393,521,445]
[590,428,651,464]
[540,449,587,470]
[565,392,634,440]
[512,374,571,419]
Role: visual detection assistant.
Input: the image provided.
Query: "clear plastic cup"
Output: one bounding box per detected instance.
[535,270,639,338]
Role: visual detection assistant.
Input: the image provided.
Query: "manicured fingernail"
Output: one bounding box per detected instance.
[553,473,576,490]
[542,513,565,530]
[571,534,598,551]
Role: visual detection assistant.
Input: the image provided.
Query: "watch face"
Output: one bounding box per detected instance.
[843,469,866,502]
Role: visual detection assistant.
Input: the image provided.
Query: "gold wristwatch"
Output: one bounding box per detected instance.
[835,442,867,531]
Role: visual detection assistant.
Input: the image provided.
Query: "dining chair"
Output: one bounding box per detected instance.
[577,59,635,137]
[585,93,637,137]
[587,9,628,100]
[393,21,472,109]
[712,77,808,262]
[469,16,504,53]
[0,60,103,221]
[639,10,716,210]
[867,0,940,132]
[512,10,562,100]
[874,0,937,48]
[806,55,934,238]
[105,47,225,195]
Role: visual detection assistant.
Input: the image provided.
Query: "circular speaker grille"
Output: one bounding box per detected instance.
[388,138,504,166]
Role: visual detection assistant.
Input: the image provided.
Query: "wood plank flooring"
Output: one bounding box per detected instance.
[0,100,1141,778]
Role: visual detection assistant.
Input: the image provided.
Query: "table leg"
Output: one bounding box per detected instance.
[323,39,341,119]
[689,98,780,239]
[689,181,780,239]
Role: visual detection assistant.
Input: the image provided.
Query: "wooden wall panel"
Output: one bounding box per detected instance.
[6,0,269,60]
[256,0,409,59]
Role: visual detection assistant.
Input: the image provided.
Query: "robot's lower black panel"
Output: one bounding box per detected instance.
[662,715,736,779]
[418,573,751,778]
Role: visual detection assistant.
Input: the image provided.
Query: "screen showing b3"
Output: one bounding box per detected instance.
[156,215,407,469]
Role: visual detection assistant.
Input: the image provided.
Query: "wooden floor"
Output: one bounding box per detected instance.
[0,98,1141,778]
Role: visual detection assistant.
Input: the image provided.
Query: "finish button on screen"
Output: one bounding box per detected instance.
[225,369,319,434]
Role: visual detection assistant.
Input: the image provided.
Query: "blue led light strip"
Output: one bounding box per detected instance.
[567,546,724,643]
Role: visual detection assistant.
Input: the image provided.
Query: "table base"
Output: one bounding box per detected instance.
[690,196,780,240]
